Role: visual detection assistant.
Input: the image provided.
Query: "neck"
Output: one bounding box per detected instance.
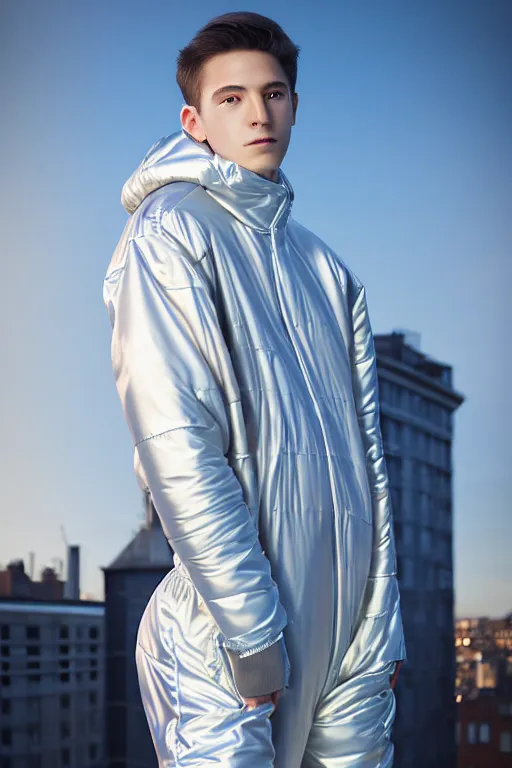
[235,161,279,183]
[258,168,279,183]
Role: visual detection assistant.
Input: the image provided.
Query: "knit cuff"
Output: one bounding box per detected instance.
[226,636,289,698]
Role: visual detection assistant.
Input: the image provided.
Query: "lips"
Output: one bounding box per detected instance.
[248,138,276,145]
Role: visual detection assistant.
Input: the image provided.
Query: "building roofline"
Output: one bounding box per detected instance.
[0,598,104,616]
[102,564,173,573]
[377,354,465,406]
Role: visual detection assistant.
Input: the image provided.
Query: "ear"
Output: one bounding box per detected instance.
[291,92,299,126]
[180,105,207,142]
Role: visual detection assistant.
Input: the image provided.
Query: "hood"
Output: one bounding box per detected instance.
[121,130,294,232]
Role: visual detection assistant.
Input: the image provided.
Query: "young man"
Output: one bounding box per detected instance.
[104,12,406,767]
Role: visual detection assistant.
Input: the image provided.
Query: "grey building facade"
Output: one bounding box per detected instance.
[104,494,173,768]
[0,599,104,768]
[375,332,464,768]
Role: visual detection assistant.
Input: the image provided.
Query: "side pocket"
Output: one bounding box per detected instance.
[338,576,404,682]
[283,642,291,689]
[203,631,245,706]
[381,662,397,740]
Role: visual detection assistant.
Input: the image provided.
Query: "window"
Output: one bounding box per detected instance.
[60,721,71,740]
[89,644,98,654]
[398,557,415,589]
[89,710,99,731]
[89,627,98,640]
[59,626,69,640]
[61,748,70,766]
[1,676,10,687]
[89,671,97,681]
[27,662,40,670]
[379,380,391,403]
[26,626,40,640]
[387,419,402,450]
[420,528,431,556]
[501,731,512,752]
[28,674,41,683]
[479,723,490,743]
[1,729,12,746]
[467,723,477,744]
[419,492,430,526]
[28,697,40,719]
[60,694,70,709]
[89,691,97,706]
[416,431,427,460]
[1,700,10,715]
[59,645,69,655]
[27,646,40,656]
[402,425,412,452]
[1,646,9,657]
[28,725,40,747]
[88,744,98,761]
[0,626,9,641]
[60,673,70,683]
[76,626,84,640]
[442,440,450,469]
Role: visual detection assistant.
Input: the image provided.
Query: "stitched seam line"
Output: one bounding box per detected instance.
[155,183,203,222]
[136,640,161,665]
[137,641,181,762]
[135,425,211,447]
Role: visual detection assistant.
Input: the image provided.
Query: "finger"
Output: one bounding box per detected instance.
[271,690,283,707]
[390,662,402,689]
[243,695,272,710]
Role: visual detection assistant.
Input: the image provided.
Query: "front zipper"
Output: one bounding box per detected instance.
[268,226,343,684]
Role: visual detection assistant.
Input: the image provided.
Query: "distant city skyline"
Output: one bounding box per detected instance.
[1,1,510,617]
[1,550,509,621]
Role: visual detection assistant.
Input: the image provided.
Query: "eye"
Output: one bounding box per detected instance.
[268,91,285,99]
[222,95,240,105]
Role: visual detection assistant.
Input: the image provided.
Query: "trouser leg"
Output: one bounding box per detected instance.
[301,660,396,768]
[135,568,275,767]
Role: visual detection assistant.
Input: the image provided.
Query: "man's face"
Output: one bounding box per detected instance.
[181,50,298,182]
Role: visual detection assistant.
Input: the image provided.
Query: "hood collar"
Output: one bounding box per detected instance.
[121,130,294,232]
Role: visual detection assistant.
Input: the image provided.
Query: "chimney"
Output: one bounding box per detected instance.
[64,545,80,600]
[144,491,161,529]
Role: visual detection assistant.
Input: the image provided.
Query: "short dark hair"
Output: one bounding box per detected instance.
[176,12,300,111]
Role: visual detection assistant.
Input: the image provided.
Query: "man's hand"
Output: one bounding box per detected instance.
[390,661,402,689]
[243,689,282,712]
[242,664,400,714]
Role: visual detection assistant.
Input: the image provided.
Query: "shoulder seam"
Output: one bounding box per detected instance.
[162,182,203,216]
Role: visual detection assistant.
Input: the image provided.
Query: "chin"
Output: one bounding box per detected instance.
[252,169,278,181]
[251,163,280,178]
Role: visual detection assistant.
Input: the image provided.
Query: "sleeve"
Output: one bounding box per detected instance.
[350,277,407,663]
[104,232,288,695]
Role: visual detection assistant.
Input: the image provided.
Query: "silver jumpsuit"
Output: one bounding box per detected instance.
[104,130,406,767]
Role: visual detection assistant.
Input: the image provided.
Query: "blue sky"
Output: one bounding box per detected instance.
[1,0,510,616]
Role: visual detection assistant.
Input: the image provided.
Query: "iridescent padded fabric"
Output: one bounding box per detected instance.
[104,130,406,767]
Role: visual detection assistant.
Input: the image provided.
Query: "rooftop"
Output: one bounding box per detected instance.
[106,493,173,571]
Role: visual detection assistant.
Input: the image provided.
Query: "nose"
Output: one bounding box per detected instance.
[248,95,271,127]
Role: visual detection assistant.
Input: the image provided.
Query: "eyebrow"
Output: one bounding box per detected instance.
[211,80,289,101]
